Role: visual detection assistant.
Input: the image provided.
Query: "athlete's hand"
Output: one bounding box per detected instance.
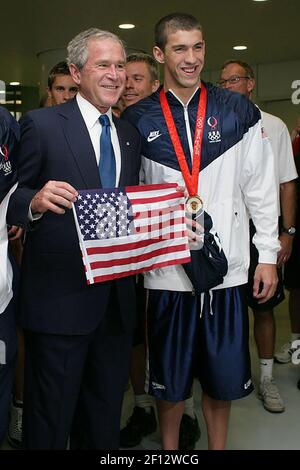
[253,263,278,304]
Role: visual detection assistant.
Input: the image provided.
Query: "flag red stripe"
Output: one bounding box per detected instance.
[125,183,179,193]
[129,191,181,205]
[89,243,189,269]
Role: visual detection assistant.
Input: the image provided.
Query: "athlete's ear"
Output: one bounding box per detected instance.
[153,46,165,64]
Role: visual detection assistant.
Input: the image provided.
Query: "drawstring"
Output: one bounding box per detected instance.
[209,290,214,315]
[199,290,214,318]
[200,293,205,318]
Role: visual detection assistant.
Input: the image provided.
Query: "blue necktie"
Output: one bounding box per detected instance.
[99,114,116,188]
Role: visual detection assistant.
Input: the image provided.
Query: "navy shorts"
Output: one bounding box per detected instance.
[146,286,253,402]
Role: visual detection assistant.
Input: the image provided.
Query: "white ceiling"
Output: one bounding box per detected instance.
[1,0,299,87]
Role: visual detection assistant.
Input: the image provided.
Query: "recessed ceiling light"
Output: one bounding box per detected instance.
[253,1,268,2]
[9,81,20,86]
[119,24,135,29]
[233,45,247,51]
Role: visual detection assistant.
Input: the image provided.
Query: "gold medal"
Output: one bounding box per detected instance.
[186,195,203,215]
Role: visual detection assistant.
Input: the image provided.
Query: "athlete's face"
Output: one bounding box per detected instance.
[153,29,205,95]
[219,63,255,97]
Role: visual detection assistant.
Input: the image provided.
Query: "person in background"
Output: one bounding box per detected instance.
[219,60,297,413]
[122,53,160,109]
[0,107,20,446]
[275,117,300,390]
[6,28,141,449]
[46,60,78,106]
[123,13,279,450]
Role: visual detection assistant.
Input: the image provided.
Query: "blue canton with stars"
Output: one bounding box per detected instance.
[74,188,135,241]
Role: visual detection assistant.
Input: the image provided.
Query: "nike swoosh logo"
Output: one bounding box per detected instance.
[147,133,162,142]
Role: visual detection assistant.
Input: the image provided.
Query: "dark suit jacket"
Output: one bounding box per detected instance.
[7,98,141,335]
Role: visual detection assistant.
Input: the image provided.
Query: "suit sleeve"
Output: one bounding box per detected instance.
[6,113,43,227]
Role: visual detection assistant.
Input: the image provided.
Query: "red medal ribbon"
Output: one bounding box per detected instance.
[159,84,207,197]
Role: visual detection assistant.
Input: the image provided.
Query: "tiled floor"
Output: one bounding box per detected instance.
[121,293,300,450]
[2,293,299,450]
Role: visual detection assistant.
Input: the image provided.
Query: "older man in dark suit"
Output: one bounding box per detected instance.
[7,28,141,449]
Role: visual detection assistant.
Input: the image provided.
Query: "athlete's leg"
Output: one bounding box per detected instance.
[202,393,231,450]
[157,399,184,450]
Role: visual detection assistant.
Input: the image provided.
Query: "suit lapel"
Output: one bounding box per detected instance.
[58,99,101,189]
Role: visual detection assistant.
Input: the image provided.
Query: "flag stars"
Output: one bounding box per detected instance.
[75,188,134,241]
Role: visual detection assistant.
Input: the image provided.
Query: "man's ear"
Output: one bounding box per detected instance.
[151,79,160,93]
[247,78,255,95]
[69,63,81,86]
[46,86,53,104]
[153,46,165,64]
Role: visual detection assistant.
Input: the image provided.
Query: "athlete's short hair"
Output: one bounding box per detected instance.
[155,13,202,51]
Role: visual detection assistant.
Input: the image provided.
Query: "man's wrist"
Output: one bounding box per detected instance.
[281,226,296,236]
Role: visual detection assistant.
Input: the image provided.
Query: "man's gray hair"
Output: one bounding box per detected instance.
[67,28,125,70]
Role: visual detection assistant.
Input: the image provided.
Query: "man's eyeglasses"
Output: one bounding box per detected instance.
[217,75,250,87]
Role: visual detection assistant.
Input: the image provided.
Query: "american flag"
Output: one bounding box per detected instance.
[72,183,191,284]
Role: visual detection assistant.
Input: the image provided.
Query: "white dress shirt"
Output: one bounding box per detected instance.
[76,93,121,186]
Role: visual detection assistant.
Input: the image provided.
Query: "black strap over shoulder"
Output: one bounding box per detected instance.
[182,211,228,294]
